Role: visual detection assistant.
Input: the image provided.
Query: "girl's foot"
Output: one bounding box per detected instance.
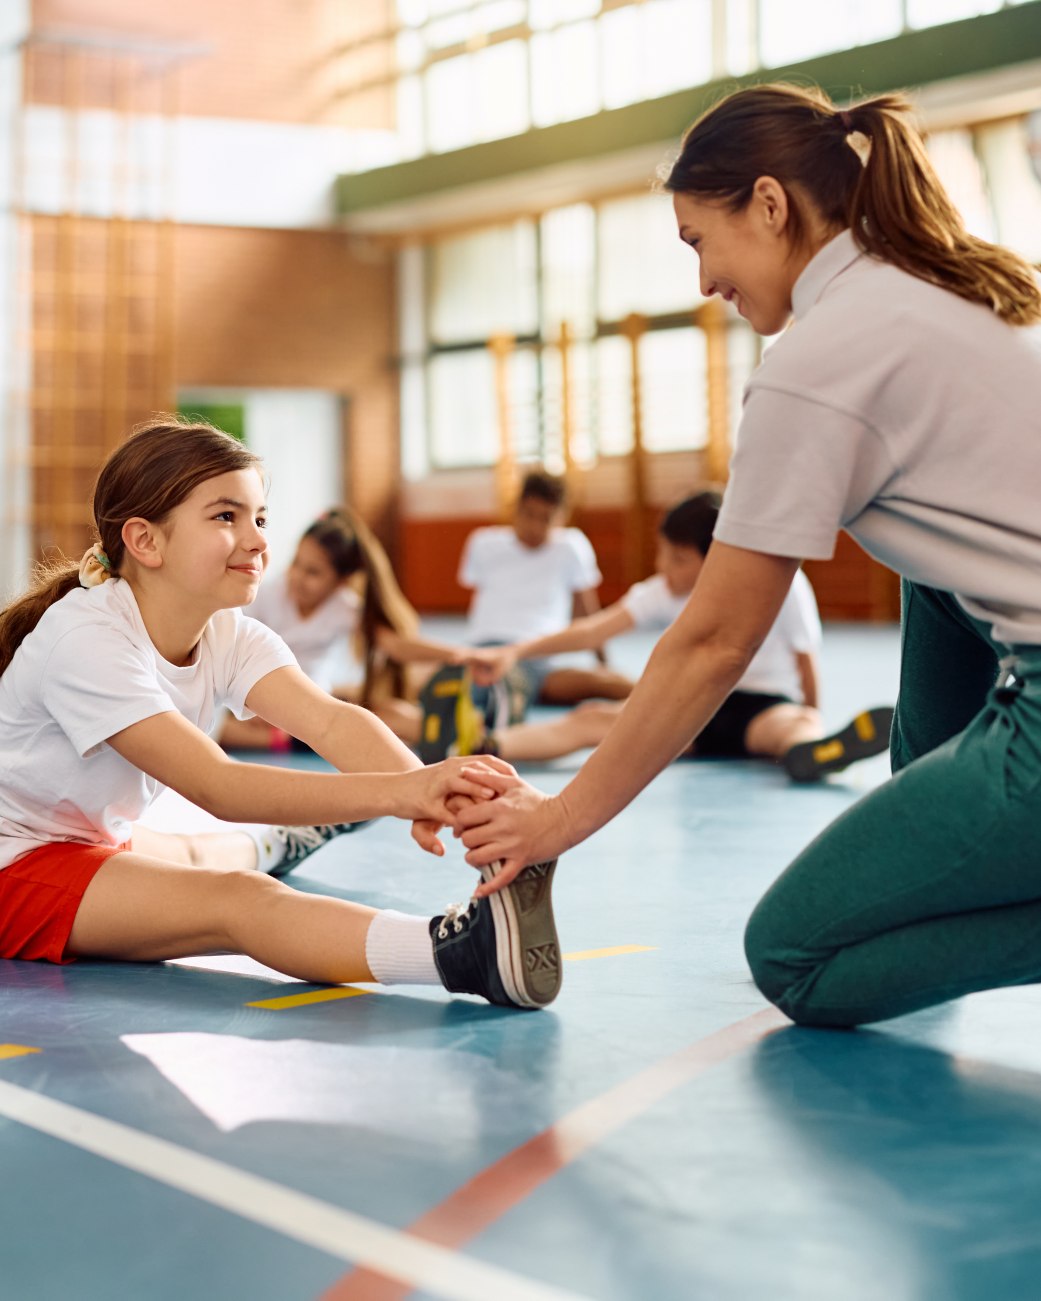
[255,821,371,876]
[430,859,561,1008]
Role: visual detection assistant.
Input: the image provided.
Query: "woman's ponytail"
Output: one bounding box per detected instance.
[846,96,1041,325]
[666,82,1041,326]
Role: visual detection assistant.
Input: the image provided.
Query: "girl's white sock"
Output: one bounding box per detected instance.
[244,825,288,874]
[365,910,440,985]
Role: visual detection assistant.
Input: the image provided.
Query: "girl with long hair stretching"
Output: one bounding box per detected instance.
[0,417,560,1010]
[219,506,498,749]
[454,82,1041,1028]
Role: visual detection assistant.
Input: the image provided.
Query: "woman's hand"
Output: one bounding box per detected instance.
[452,766,572,895]
[405,756,519,856]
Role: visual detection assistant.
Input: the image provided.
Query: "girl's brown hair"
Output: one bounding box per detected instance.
[302,508,420,705]
[665,83,1041,326]
[0,415,261,676]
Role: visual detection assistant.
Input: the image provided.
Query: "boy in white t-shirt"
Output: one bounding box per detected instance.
[458,470,632,707]
[458,492,893,781]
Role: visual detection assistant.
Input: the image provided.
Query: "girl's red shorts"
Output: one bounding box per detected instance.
[0,841,130,964]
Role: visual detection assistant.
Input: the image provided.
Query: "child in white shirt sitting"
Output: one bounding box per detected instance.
[449,492,893,781]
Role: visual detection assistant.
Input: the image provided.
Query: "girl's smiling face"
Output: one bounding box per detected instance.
[673,180,805,336]
[148,468,270,611]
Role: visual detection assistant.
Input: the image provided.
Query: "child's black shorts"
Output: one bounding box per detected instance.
[687,690,794,759]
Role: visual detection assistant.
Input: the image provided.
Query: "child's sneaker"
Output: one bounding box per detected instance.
[783,706,895,783]
[265,821,370,877]
[430,859,561,1008]
[417,665,486,763]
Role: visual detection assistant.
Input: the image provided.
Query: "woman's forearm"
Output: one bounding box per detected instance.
[553,631,750,848]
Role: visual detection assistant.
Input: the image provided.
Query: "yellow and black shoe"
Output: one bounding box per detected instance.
[416,665,486,764]
[783,706,895,783]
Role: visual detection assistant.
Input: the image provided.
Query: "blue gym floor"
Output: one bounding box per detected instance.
[5,620,1040,1301]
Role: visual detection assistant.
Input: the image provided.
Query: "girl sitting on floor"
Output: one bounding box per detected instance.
[0,417,560,1010]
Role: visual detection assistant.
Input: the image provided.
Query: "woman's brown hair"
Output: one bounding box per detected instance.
[665,83,1041,326]
[302,508,420,705]
[0,415,261,675]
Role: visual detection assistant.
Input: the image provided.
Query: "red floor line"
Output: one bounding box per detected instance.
[321,1006,789,1301]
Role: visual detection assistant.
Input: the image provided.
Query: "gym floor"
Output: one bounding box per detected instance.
[4,621,1038,1301]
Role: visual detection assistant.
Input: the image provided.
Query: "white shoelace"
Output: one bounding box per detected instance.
[273,824,330,858]
[436,899,476,940]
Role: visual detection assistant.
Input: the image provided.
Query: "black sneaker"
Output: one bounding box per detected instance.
[430,859,561,1009]
[783,706,895,783]
[417,665,485,763]
[264,821,371,878]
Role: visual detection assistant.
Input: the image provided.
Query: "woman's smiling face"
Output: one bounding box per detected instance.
[673,180,803,336]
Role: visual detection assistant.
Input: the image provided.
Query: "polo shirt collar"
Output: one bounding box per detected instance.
[791,227,862,319]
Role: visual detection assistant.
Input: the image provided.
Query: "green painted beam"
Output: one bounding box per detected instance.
[336,3,1041,215]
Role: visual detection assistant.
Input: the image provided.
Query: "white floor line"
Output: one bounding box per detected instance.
[0,1080,588,1301]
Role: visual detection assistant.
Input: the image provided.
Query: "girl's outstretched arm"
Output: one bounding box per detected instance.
[455,543,801,891]
[106,664,507,831]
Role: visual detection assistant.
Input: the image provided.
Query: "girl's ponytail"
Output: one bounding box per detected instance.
[0,564,80,676]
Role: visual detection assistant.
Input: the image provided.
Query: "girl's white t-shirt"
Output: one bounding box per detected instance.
[0,579,296,869]
[248,576,361,692]
[622,569,821,702]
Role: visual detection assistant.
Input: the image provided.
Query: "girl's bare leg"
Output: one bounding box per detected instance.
[743,704,823,759]
[68,852,378,983]
[132,825,258,870]
[496,701,622,763]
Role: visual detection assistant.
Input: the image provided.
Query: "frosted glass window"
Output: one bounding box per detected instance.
[601,1,710,110]
[644,0,713,97]
[977,117,1041,262]
[531,22,599,127]
[926,128,995,241]
[395,75,425,160]
[475,0,527,34]
[906,0,1001,27]
[540,203,596,337]
[725,0,757,74]
[400,361,430,480]
[541,341,597,469]
[598,193,703,320]
[429,221,538,342]
[529,0,600,30]
[727,322,760,444]
[640,328,708,454]
[428,350,499,466]
[474,41,529,142]
[506,349,542,464]
[759,0,901,66]
[594,335,634,456]
[425,54,476,152]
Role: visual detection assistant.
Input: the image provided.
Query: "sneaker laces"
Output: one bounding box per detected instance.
[436,898,476,940]
[273,824,330,858]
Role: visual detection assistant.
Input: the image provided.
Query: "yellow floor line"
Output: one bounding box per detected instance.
[248,947,657,1009]
[0,1044,41,1061]
[564,945,657,961]
[247,987,372,1011]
